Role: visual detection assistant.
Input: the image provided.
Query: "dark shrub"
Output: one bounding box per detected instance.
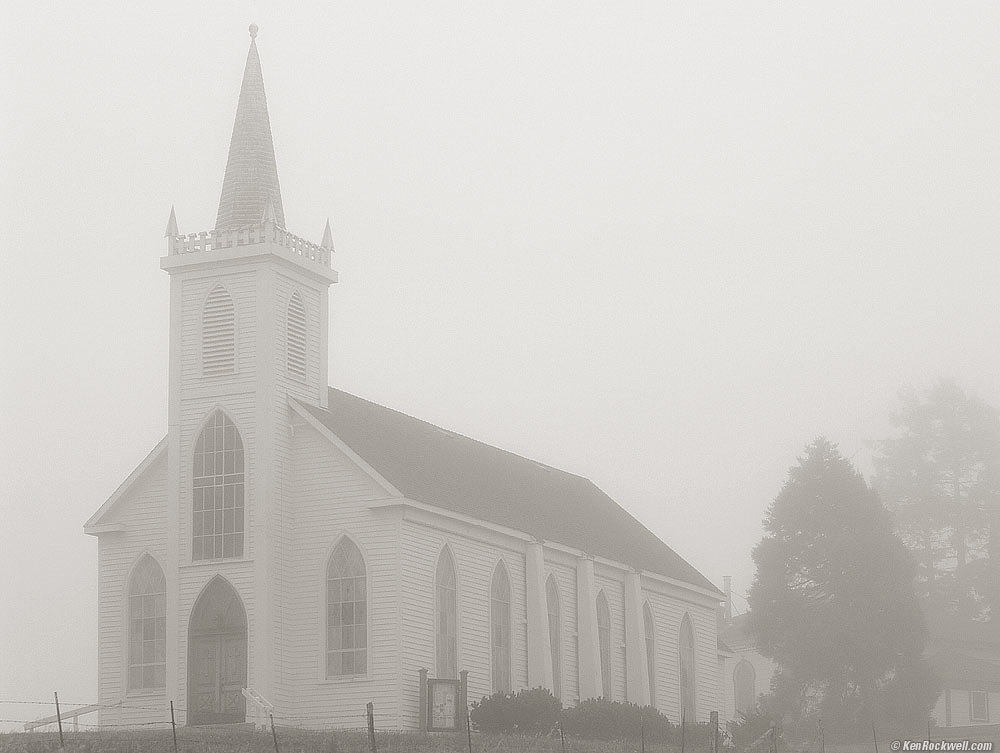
[470,687,562,735]
[559,698,674,742]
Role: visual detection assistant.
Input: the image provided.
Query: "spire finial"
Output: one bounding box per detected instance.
[321,218,334,251]
[249,23,259,40]
[165,205,178,237]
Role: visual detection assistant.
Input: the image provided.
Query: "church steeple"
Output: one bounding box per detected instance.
[215,24,285,231]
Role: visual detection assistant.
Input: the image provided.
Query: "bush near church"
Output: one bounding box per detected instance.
[560,699,676,742]
[469,687,562,734]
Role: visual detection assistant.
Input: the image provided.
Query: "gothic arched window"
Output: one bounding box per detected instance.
[128,554,166,691]
[202,285,236,376]
[545,574,561,698]
[286,291,307,380]
[643,601,656,707]
[490,562,511,693]
[734,659,756,717]
[326,538,367,677]
[679,613,696,722]
[597,590,612,699]
[435,548,458,678]
[192,411,245,561]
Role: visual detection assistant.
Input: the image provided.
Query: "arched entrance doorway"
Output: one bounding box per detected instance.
[187,576,247,725]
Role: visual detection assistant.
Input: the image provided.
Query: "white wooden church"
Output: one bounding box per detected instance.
[85,27,725,730]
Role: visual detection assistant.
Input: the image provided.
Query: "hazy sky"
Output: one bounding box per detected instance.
[3,0,1000,729]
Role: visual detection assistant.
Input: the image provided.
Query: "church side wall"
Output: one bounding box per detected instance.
[595,568,628,702]
[642,582,720,724]
[95,455,170,728]
[397,518,529,729]
[280,420,400,729]
[546,557,579,705]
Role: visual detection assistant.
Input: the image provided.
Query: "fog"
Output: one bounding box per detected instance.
[2,0,1000,730]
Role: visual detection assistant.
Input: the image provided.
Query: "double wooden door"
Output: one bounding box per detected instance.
[187,576,248,726]
[188,633,247,725]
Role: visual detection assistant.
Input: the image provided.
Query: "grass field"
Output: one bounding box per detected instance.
[1,725,997,753]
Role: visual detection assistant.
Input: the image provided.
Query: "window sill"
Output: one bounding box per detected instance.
[124,688,166,698]
[317,674,371,685]
[182,558,254,569]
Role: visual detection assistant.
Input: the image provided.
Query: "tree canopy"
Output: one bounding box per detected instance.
[749,438,935,737]
[872,379,1000,621]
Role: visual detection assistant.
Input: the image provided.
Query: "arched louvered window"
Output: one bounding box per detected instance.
[679,613,696,722]
[128,555,166,691]
[734,659,756,717]
[597,590,612,699]
[643,602,656,707]
[491,562,512,693]
[435,548,458,678]
[202,285,236,376]
[192,411,245,560]
[286,291,307,380]
[545,575,561,699]
[326,538,367,677]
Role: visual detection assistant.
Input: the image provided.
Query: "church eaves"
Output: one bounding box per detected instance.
[215,24,286,231]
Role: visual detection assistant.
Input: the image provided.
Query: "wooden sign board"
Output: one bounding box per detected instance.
[427,678,462,731]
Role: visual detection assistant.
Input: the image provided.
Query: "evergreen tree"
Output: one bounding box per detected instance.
[749,439,935,738]
[873,379,1000,620]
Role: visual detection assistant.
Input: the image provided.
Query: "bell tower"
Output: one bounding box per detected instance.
[159,25,337,717]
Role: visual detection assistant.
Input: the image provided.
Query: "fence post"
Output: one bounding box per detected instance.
[559,719,566,753]
[170,701,178,753]
[872,722,878,753]
[711,711,718,753]
[466,705,473,753]
[270,712,280,753]
[367,701,377,753]
[680,709,685,753]
[820,717,824,753]
[54,692,64,749]
[927,720,931,742]
[640,711,646,753]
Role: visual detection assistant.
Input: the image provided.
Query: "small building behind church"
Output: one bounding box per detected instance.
[85,26,724,730]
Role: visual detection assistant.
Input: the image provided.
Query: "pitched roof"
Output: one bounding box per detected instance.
[300,388,719,593]
[215,27,285,231]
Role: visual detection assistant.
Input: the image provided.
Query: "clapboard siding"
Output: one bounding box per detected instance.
[397,519,529,727]
[96,454,169,727]
[546,559,578,704]
[594,570,626,702]
[642,582,719,723]
[277,420,400,728]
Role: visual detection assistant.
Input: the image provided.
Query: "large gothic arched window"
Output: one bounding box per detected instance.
[192,411,245,561]
[202,285,236,376]
[435,547,458,678]
[679,613,696,722]
[490,562,512,693]
[597,590,612,699]
[545,574,561,699]
[326,538,367,677]
[128,554,166,691]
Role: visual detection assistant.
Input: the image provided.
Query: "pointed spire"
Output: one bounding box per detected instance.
[320,218,334,251]
[215,25,285,231]
[165,205,178,237]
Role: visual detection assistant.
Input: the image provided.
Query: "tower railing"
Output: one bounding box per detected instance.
[168,222,332,268]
